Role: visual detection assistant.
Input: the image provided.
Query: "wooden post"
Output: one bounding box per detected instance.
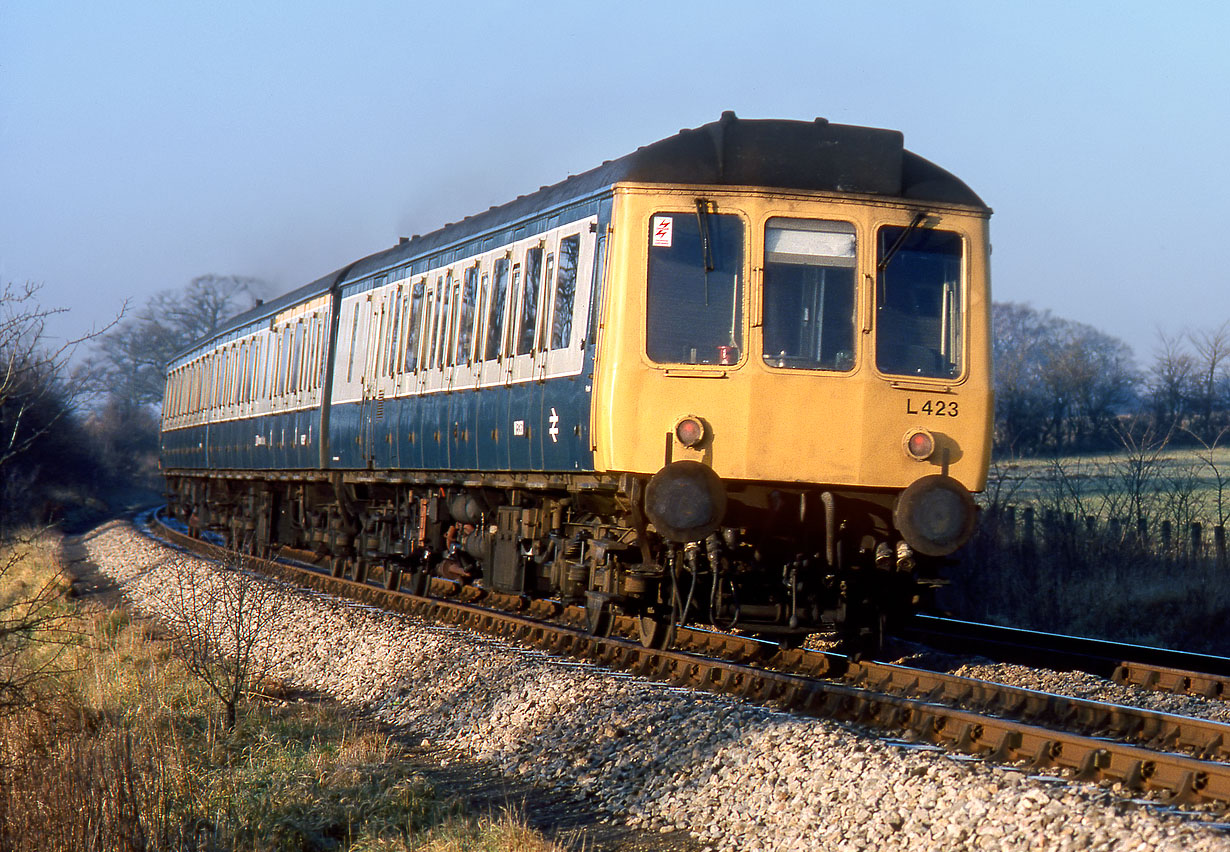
[1023,506,1035,552]
[1217,525,1227,567]
[1161,520,1172,552]
[1191,522,1203,558]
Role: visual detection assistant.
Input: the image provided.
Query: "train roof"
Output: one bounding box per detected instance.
[354,112,987,276]
[181,113,986,358]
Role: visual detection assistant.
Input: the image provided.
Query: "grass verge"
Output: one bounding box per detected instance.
[0,533,564,852]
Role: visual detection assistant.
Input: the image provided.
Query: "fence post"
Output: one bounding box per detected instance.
[1161,520,1172,552]
[1137,517,1148,545]
[1023,506,1035,553]
[1191,522,1203,559]
[1217,525,1227,567]
[1004,506,1016,544]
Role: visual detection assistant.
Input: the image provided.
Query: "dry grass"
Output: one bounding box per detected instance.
[0,533,572,852]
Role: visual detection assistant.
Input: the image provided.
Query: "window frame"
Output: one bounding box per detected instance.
[644,207,748,367]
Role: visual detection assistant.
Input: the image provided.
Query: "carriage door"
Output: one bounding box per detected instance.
[540,229,591,470]
[360,281,389,468]
[532,243,556,384]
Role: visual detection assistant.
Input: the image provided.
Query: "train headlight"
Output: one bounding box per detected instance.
[893,475,976,556]
[903,428,935,461]
[644,460,727,543]
[674,416,706,448]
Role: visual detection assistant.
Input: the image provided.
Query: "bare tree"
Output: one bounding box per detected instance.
[1188,425,1230,531]
[1189,320,1230,441]
[994,302,1139,456]
[94,274,269,407]
[1108,420,1171,532]
[162,548,284,729]
[1,280,124,529]
[1146,329,1196,433]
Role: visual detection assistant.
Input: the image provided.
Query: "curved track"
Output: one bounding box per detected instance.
[900,614,1230,700]
[141,509,1230,807]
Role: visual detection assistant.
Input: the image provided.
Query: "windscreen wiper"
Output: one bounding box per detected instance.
[695,198,715,273]
[877,211,928,274]
[695,198,715,306]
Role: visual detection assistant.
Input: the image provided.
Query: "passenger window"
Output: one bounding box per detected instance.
[646,210,744,365]
[475,272,489,363]
[517,247,543,356]
[763,218,857,371]
[443,274,459,367]
[506,265,522,356]
[345,302,361,382]
[456,266,478,364]
[241,342,250,402]
[425,290,439,369]
[290,322,303,392]
[538,252,555,352]
[552,235,580,350]
[404,280,425,373]
[372,302,387,381]
[386,293,401,378]
[875,226,964,378]
[485,258,510,361]
[435,275,452,368]
[588,235,606,346]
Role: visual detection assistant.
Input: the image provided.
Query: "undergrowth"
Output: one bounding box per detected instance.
[0,534,565,852]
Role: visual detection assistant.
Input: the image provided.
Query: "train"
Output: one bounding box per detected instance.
[159,112,992,651]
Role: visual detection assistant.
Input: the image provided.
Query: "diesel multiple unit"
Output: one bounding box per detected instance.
[160,113,993,649]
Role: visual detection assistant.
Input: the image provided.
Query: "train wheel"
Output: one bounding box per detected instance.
[584,593,613,638]
[384,567,401,591]
[638,614,675,650]
[405,568,429,596]
[843,609,886,661]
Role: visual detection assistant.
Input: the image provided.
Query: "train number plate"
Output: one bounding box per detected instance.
[907,398,959,417]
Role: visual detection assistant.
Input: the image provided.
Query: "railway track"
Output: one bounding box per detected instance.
[141,509,1230,809]
[900,614,1230,701]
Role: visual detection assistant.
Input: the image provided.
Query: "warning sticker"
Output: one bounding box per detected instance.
[652,216,674,248]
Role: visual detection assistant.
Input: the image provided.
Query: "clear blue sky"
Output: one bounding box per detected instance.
[2,1,1227,362]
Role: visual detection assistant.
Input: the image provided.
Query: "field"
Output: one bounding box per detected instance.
[984,445,1230,527]
[941,445,1230,654]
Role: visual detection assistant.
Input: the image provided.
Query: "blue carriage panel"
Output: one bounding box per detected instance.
[505,382,540,471]
[217,419,232,469]
[302,407,319,469]
[288,410,303,469]
[393,394,423,471]
[420,393,449,470]
[540,375,593,471]
[275,411,295,469]
[448,389,479,472]
[475,384,510,471]
[255,412,276,470]
[237,417,253,471]
[328,400,365,469]
[370,392,397,469]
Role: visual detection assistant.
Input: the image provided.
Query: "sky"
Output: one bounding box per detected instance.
[2,0,1228,364]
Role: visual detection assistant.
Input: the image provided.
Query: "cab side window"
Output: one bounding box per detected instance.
[875,226,964,378]
[645,211,744,365]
